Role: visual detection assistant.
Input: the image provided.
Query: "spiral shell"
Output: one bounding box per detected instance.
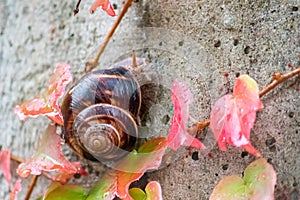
[61,66,141,161]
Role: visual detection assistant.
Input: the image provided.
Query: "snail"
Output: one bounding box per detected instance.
[61,53,159,162]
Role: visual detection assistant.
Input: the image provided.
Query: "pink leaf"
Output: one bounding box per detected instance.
[14,63,73,125]
[145,181,163,200]
[210,75,263,157]
[167,80,205,151]
[16,124,86,183]
[9,179,22,200]
[90,0,116,16]
[0,149,11,185]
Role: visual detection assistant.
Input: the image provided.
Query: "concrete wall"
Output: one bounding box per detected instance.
[0,0,299,199]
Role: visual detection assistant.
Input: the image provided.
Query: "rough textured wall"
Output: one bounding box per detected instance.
[0,0,299,199]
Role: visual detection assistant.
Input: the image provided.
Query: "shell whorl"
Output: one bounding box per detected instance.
[73,104,138,161]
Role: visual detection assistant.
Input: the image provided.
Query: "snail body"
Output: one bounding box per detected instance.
[61,66,142,162]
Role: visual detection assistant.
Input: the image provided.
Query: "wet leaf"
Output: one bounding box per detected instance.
[86,138,168,200]
[14,63,73,125]
[42,182,87,200]
[90,0,116,16]
[210,75,263,156]
[0,149,11,185]
[16,124,86,183]
[210,158,276,200]
[145,181,162,200]
[167,80,205,150]
[129,181,162,200]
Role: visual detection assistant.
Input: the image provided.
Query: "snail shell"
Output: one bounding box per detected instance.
[61,66,142,162]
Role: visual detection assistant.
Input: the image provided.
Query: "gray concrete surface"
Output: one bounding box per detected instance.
[0,0,299,199]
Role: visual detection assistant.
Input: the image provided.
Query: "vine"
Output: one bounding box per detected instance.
[0,0,299,199]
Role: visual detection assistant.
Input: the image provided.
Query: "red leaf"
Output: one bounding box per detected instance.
[14,63,72,125]
[167,81,205,150]
[116,140,167,199]
[9,179,22,200]
[86,138,168,200]
[210,75,263,157]
[16,124,86,183]
[90,0,116,16]
[0,149,11,185]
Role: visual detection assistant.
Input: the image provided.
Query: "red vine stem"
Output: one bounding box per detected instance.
[259,67,300,97]
[24,175,38,200]
[85,0,134,72]
[10,154,23,163]
[194,66,300,131]
[10,154,39,199]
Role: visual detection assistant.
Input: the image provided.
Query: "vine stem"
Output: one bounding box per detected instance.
[10,154,39,200]
[194,66,300,132]
[85,0,134,73]
[259,67,300,97]
[24,176,38,200]
[73,0,82,16]
[10,154,23,163]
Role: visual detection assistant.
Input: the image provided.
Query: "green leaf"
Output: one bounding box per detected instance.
[210,158,276,200]
[43,182,87,200]
[86,175,116,200]
[209,175,246,199]
[129,188,146,200]
[243,158,277,199]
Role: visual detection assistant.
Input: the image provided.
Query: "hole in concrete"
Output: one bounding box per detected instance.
[233,39,239,46]
[188,185,191,189]
[215,173,219,176]
[214,40,221,47]
[288,112,294,118]
[222,164,229,170]
[235,72,240,77]
[161,114,170,125]
[267,158,273,163]
[269,145,277,152]
[265,137,276,147]
[293,180,297,187]
[292,6,298,11]
[244,46,250,54]
[241,151,248,158]
[192,151,199,161]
